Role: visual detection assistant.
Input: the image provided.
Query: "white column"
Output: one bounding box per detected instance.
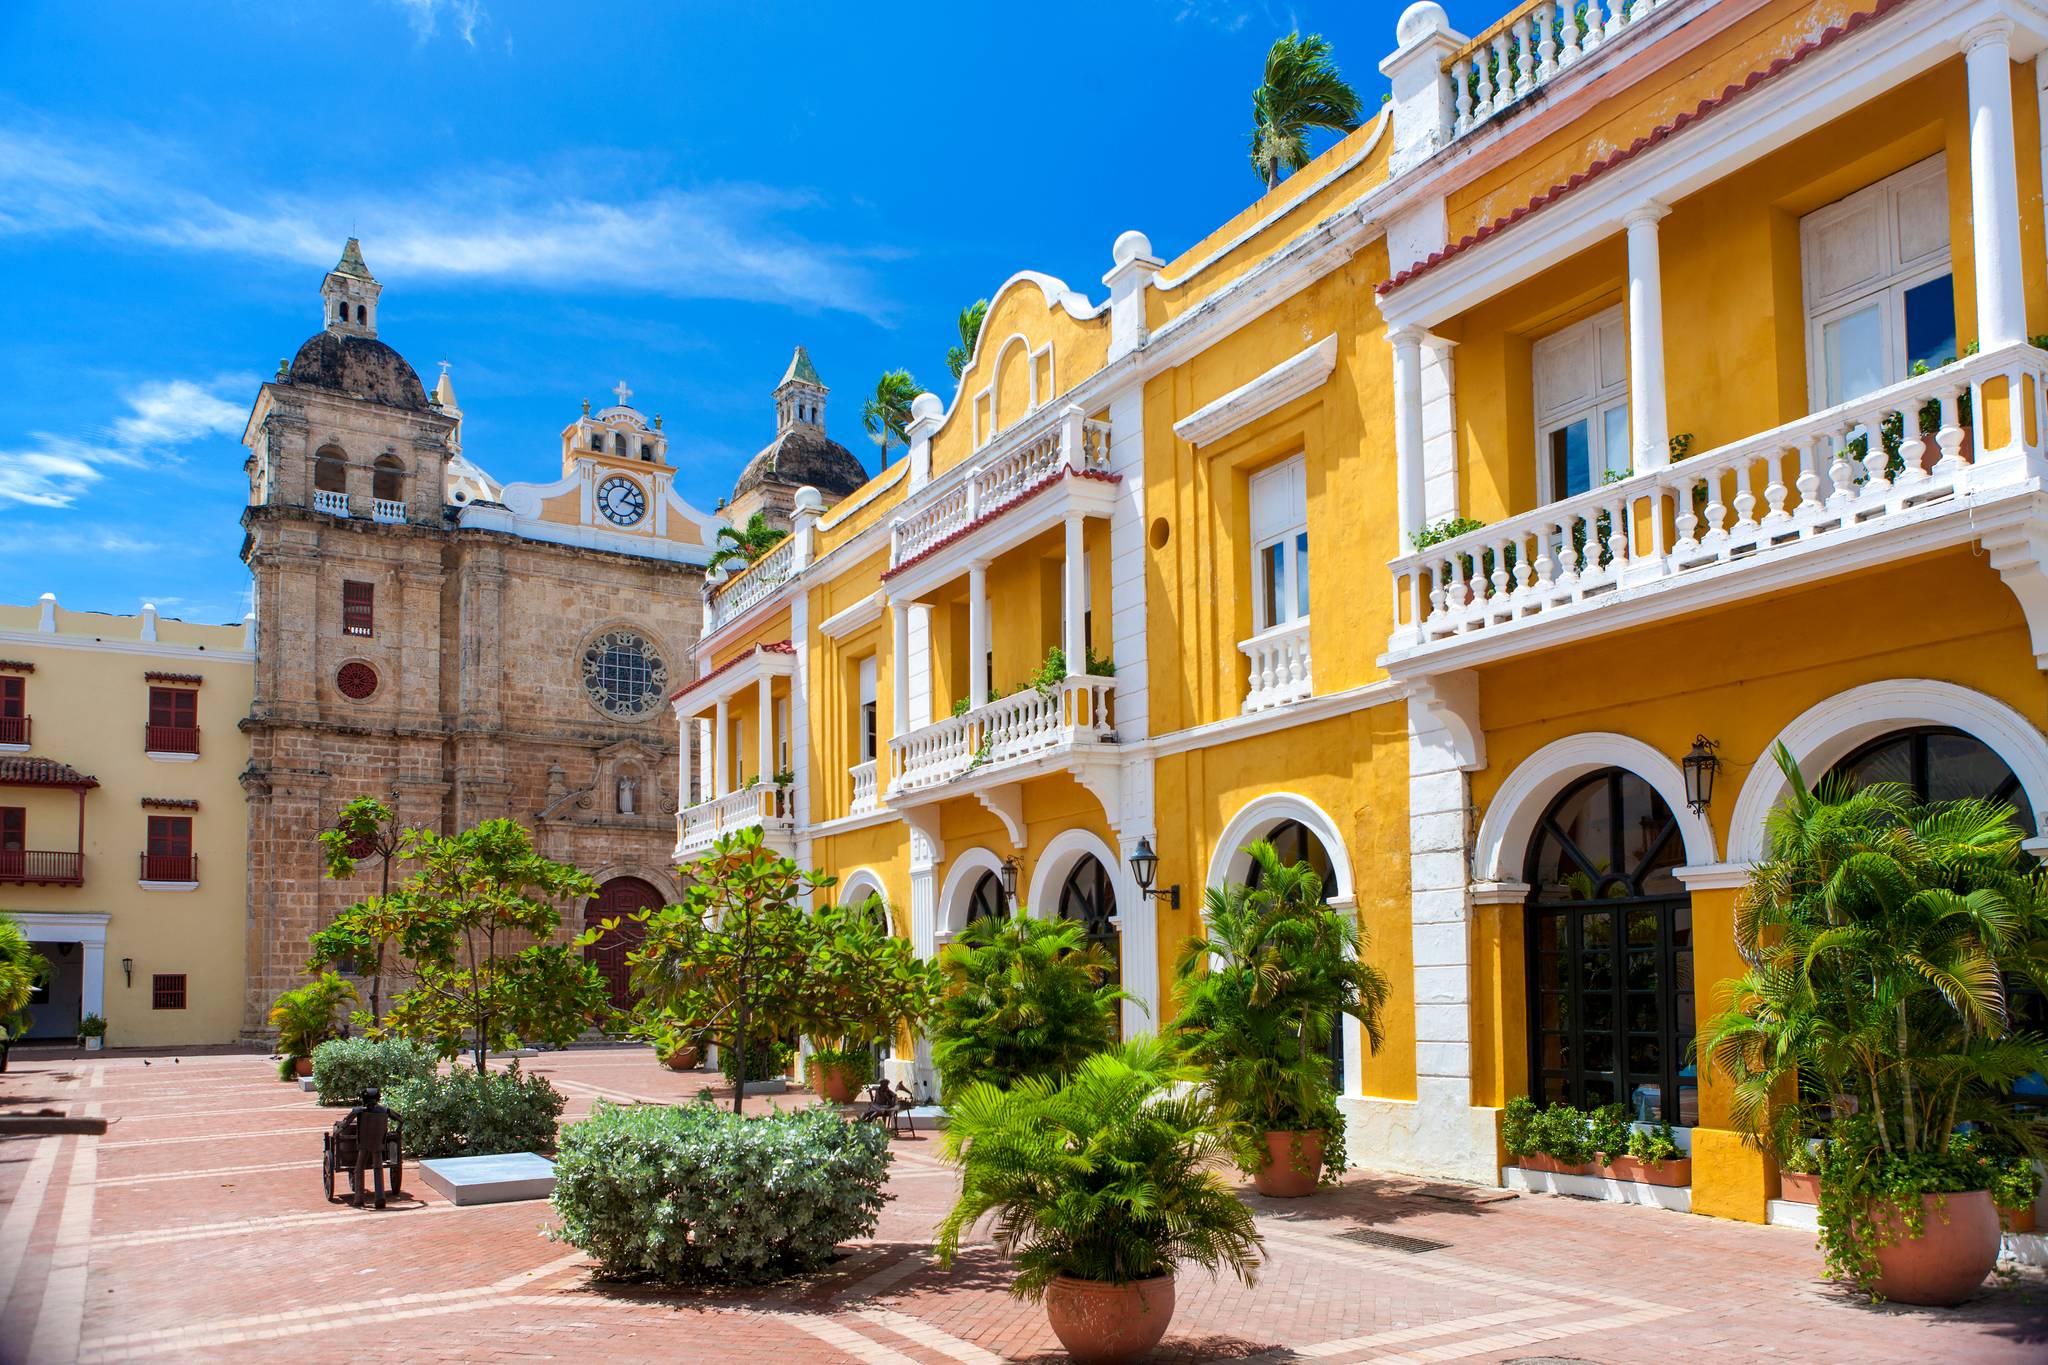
[1966,22,2027,349]
[80,941,105,1022]
[1624,201,1671,471]
[1114,831,1160,1039]
[890,600,911,737]
[713,698,730,796]
[756,673,774,784]
[696,718,712,801]
[1062,515,1086,674]
[968,562,990,708]
[679,715,696,807]
[1389,326,1427,543]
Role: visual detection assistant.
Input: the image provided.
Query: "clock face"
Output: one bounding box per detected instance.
[596,476,646,527]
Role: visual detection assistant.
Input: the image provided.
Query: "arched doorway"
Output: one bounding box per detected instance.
[1524,768,1696,1126]
[1056,854,1120,1039]
[1245,819,1344,1088]
[965,869,1007,926]
[585,876,662,1009]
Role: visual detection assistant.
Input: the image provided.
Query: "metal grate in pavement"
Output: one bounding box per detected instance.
[1333,1227,1451,1254]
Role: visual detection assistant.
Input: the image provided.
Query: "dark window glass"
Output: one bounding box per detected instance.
[0,676,22,718]
[147,687,197,729]
[1549,419,1591,499]
[1057,855,1120,1040]
[1244,820,1343,1087]
[1903,274,1957,373]
[966,870,1007,926]
[0,806,23,851]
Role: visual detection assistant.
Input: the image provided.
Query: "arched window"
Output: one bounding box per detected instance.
[1057,854,1120,1039]
[1525,768,1695,1126]
[371,454,404,502]
[965,870,1007,926]
[356,304,366,324]
[1246,818,1342,1086]
[614,432,626,455]
[590,432,602,451]
[313,445,348,494]
[335,300,346,321]
[1829,726,2035,836]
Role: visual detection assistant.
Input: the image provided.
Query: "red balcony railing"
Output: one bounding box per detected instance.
[0,715,27,745]
[0,849,84,885]
[139,852,197,883]
[144,724,200,755]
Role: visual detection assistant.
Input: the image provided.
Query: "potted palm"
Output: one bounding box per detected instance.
[0,916,43,1072]
[1171,842,1388,1196]
[935,1038,1262,1364]
[269,973,357,1079]
[1697,745,2048,1304]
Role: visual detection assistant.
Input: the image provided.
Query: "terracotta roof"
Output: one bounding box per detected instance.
[668,640,797,704]
[1377,0,1906,296]
[881,468,1121,581]
[0,757,100,790]
[144,671,203,686]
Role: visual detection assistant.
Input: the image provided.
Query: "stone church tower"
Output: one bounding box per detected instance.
[238,241,717,1035]
[725,347,869,533]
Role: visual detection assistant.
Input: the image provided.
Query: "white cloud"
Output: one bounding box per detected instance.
[0,123,894,316]
[0,375,248,508]
[387,0,485,46]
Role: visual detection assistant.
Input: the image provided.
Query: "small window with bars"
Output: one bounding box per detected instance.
[152,974,188,1010]
[342,581,374,637]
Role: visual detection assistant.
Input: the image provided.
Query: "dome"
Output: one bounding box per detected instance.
[732,427,868,504]
[287,330,430,410]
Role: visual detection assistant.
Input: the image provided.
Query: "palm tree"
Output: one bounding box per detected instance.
[1248,33,1364,190]
[946,299,988,381]
[862,369,921,466]
[708,511,786,574]
[929,909,1125,1096]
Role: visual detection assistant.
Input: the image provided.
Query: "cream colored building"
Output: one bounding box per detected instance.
[0,596,253,1047]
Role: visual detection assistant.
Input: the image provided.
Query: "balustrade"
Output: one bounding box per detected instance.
[1442,0,1662,143]
[891,413,1112,568]
[313,490,349,516]
[1239,618,1313,713]
[707,536,797,630]
[849,759,878,815]
[890,675,1116,792]
[372,498,406,524]
[676,782,796,856]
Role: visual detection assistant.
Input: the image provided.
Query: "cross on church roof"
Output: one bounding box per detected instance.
[613,380,632,407]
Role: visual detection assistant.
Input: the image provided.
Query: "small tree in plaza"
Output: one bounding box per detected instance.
[380,818,609,1073]
[626,826,826,1114]
[929,909,1127,1097]
[800,894,941,1098]
[310,795,414,1028]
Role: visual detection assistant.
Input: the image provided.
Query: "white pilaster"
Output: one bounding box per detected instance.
[790,593,810,825]
[1102,231,1162,363]
[1062,514,1087,673]
[139,603,158,642]
[968,562,990,708]
[1113,828,1160,1038]
[1389,326,1428,543]
[1965,21,2027,349]
[80,940,105,1022]
[1420,334,1462,522]
[1378,3,1468,176]
[890,600,911,739]
[1105,387,1150,741]
[1624,201,1671,472]
[906,394,944,494]
[906,813,944,1101]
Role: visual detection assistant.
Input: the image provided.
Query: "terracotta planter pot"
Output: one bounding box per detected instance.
[1599,1154,1691,1188]
[811,1061,860,1104]
[1780,1171,1821,1205]
[1516,1152,1594,1178]
[1043,1273,1176,1364]
[1251,1130,1323,1197]
[293,1057,313,1078]
[1865,1190,2000,1306]
[1999,1203,2036,1235]
[660,1047,702,1072]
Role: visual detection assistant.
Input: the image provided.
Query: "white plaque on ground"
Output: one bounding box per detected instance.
[418,1152,557,1206]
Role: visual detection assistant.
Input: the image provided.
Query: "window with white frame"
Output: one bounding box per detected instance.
[1533,305,1630,502]
[856,656,877,764]
[1248,457,1309,633]
[1802,154,1954,411]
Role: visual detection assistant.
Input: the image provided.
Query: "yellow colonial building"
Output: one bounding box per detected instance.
[675,0,2048,1226]
[0,595,254,1047]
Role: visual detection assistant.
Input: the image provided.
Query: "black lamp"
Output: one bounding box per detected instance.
[1128,837,1180,910]
[1682,735,1720,813]
[121,957,133,987]
[999,856,1020,906]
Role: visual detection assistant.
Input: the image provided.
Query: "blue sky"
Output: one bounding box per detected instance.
[0,0,1407,624]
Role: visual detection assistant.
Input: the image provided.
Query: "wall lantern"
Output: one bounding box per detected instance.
[1682,735,1721,813]
[1128,837,1181,910]
[121,957,134,987]
[999,856,1021,906]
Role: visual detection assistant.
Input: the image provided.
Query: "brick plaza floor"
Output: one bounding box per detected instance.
[2,1045,2044,1363]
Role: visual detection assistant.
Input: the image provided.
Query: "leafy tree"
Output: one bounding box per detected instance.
[1172,841,1389,1179]
[1249,33,1363,189]
[1695,743,2048,1291]
[862,369,921,466]
[801,894,940,1086]
[380,818,608,1073]
[310,795,413,1026]
[709,511,789,574]
[935,1037,1261,1297]
[929,908,1127,1097]
[0,913,48,1044]
[626,826,828,1113]
[946,299,988,381]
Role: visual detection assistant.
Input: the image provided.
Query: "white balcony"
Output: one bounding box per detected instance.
[372,498,406,524]
[313,490,349,517]
[1387,342,2048,671]
[675,783,797,860]
[890,406,1112,570]
[707,536,796,632]
[890,675,1116,795]
[849,759,878,815]
[1240,618,1313,713]
[1437,0,1666,150]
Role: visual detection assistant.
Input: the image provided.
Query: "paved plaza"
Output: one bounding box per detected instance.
[1,1046,2043,1364]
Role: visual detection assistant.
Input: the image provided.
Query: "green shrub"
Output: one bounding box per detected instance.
[311,1037,437,1106]
[549,1099,890,1283]
[1585,1103,1632,1161]
[1530,1103,1593,1166]
[1627,1121,1683,1165]
[386,1064,565,1157]
[1501,1095,1539,1156]
[720,1038,794,1086]
[931,910,1123,1096]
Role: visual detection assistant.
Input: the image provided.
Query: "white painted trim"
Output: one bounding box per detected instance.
[143,752,200,765]
[1472,732,1718,884]
[458,505,714,566]
[496,470,580,518]
[6,911,110,941]
[818,458,907,532]
[938,846,1010,937]
[1502,1165,1693,1213]
[0,630,252,666]
[818,593,883,640]
[1025,828,1122,922]
[1173,335,1339,449]
[832,866,889,915]
[136,881,200,893]
[1726,678,2048,864]
[1139,679,1410,759]
[1203,791,1356,902]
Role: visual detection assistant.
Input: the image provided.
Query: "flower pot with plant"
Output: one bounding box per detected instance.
[1603,1121,1691,1187]
[797,893,936,1105]
[77,1013,107,1051]
[1171,841,1388,1198]
[936,1039,1262,1365]
[269,973,357,1081]
[1696,744,2048,1304]
[1502,1099,1597,1177]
